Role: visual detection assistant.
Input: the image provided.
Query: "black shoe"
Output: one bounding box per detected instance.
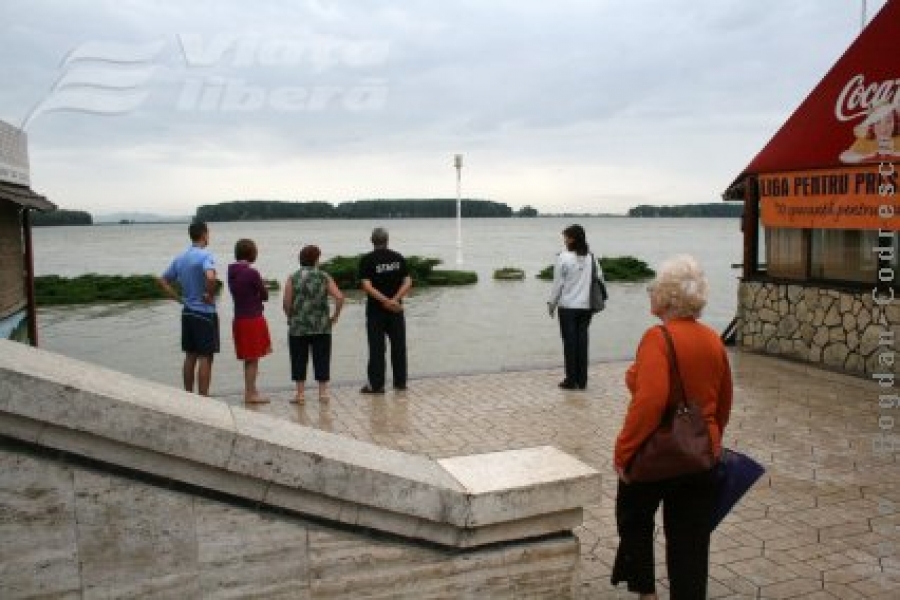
[558,380,578,390]
[360,385,385,394]
[393,383,407,391]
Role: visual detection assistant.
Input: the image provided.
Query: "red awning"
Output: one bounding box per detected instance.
[726,0,900,195]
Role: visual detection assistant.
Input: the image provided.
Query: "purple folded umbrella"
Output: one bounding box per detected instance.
[711,448,765,530]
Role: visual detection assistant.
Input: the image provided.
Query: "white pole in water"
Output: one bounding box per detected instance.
[454,154,463,265]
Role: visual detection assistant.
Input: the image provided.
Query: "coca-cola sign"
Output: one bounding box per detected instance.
[837,75,900,164]
[835,75,900,122]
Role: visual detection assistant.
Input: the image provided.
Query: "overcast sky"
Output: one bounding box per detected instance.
[0,0,888,216]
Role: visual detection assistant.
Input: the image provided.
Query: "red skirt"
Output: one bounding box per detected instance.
[232,315,272,360]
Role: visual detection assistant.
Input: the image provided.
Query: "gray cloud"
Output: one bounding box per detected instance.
[0,0,888,215]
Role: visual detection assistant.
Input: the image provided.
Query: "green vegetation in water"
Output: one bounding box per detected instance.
[36,274,168,305]
[35,274,281,306]
[493,267,525,280]
[536,256,655,282]
[425,270,478,285]
[319,254,477,289]
[599,256,655,281]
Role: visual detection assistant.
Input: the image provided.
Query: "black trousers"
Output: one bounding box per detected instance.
[288,334,332,382]
[558,307,592,387]
[366,308,407,390]
[611,469,716,599]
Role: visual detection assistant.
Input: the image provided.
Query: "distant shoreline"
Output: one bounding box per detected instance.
[93,220,192,226]
[48,213,743,227]
[35,200,740,226]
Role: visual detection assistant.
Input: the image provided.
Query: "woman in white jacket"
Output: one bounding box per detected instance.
[548,224,596,390]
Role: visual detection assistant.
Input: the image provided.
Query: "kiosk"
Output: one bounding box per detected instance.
[724,0,899,376]
[0,119,55,345]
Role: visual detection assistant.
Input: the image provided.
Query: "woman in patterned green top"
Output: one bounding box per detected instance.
[282,245,344,403]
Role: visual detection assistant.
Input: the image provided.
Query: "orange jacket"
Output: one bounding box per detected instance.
[614,318,733,471]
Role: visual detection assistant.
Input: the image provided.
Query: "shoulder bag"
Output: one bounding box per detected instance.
[589,254,608,313]
[626,325,715,482]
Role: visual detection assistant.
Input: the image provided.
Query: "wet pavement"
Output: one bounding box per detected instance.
[220,350,899,599]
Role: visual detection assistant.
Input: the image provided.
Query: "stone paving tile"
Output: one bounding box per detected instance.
[221,351,900,598]
[758,578,824,599]
[767,592,833,600]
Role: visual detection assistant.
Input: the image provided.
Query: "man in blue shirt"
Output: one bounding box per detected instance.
[157,222,219,396]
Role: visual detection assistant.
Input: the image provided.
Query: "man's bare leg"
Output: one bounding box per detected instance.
[183,353,198,392]
[197,355,213,396]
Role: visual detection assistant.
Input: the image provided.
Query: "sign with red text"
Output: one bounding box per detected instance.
[760,165,899,229]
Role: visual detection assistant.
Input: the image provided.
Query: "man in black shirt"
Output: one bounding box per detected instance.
[358,227,412,393]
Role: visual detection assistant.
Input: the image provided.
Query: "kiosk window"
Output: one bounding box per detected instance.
[810,229,881,284]
[766,228,808,279]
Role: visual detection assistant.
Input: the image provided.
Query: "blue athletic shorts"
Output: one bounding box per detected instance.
[181,309,220,356]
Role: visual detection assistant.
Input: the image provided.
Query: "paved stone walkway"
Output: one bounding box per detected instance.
[222,351,899,599]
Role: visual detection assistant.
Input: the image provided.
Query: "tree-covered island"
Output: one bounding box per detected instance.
[30,209,93,226]
[195,199,538,221]
[627,203,742,217]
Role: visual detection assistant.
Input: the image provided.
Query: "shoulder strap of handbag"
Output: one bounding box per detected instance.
[658,325,687,408]
[590,253,597,279]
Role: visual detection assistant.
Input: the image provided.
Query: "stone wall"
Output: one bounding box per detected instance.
[737,280,900,376]
[0,440,579,599]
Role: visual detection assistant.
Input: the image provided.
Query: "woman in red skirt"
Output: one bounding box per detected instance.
[227,238,273,404]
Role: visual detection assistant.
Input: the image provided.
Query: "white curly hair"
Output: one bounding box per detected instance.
[648,254,709,318]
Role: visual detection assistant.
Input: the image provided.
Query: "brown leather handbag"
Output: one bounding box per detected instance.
[626,325,716,482]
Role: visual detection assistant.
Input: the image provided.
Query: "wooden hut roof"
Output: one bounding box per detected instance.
[0,181,55,212]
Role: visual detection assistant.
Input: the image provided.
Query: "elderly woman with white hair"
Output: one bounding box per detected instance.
[610,255,733,600]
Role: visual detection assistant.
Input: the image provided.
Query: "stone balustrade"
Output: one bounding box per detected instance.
[0,340,600,549]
